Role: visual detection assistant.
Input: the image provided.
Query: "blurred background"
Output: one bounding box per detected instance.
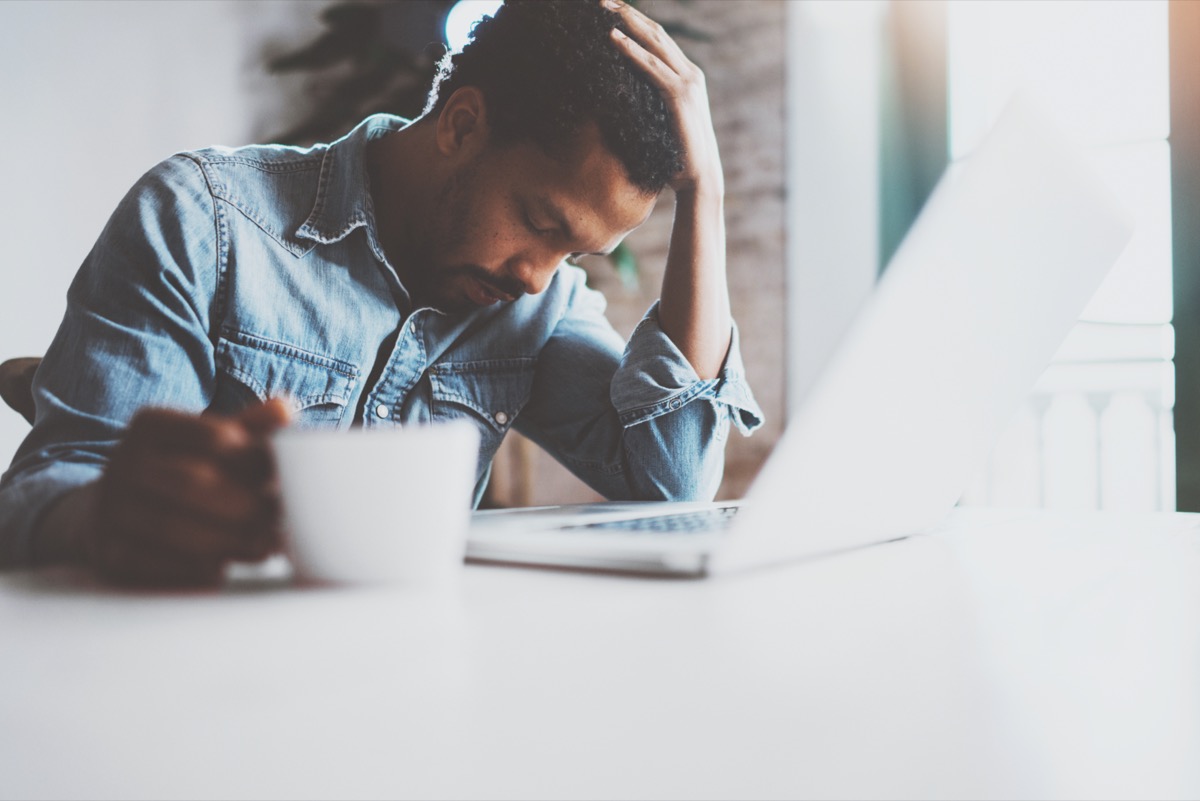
[0,0,1196,513]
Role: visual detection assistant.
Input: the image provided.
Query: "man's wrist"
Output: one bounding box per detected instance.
[674,177,725,213]
[30,483,98,566]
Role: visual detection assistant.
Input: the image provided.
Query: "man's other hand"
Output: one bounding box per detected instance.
[84,399,292,587]
[605,0,724,196]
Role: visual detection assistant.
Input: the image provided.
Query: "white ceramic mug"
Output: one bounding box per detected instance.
[273,421,479,587]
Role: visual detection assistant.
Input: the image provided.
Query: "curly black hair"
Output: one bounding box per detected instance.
[424,0,683,194]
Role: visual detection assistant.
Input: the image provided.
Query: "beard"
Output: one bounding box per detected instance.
[406,156,524,315]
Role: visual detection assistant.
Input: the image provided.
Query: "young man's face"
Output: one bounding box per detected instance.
[415,122,657,313]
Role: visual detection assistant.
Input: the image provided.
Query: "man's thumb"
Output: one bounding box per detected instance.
[239,397,293,435]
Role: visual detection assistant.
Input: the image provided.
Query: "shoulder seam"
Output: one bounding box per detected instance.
[172,154,229,343]
[193,153,325,174]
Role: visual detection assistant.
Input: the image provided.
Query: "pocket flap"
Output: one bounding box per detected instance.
[216,332,358,409]
[428,358,534,432]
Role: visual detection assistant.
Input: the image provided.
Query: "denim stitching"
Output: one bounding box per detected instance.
[220,330,360,376]
[209,192,313,257]
[216,340,355,409]
[195,155,323,173]
[428,358,535,433]
[428,357,537,374]
[297,147,335,239]
[617,380,717,426]
[199,150,326,255]
[176,155,229,342]
[220,362,350,409]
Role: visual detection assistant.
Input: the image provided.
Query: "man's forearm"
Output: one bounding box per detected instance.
[657,183,733,380]
[605,0,732,380]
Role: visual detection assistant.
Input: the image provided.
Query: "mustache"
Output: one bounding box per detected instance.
[448,265,526,299]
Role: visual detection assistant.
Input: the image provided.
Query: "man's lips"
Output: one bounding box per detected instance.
[466,276,517,306]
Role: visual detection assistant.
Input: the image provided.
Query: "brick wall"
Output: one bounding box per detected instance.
[492,0,787,504]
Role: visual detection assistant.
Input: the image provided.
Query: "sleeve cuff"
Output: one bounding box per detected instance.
[610,301,765,435]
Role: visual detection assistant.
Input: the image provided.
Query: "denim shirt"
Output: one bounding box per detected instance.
[0,114,763,567]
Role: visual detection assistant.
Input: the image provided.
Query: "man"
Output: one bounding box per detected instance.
[0,0,761,585]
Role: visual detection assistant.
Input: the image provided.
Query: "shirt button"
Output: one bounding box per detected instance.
[669,399,682,410]
[376,404,390,419]
[494,411,509,425]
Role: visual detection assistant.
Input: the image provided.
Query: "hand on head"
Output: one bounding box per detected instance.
[604,0,723,196]
[84,399,292,587]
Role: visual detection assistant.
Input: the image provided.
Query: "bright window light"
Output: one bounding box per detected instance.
[445,0,503,53]
[950,0,1175,512]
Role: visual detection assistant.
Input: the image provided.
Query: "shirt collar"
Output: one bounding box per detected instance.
[295,114,409,246]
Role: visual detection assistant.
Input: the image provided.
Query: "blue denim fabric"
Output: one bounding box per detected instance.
[0,114,763,567]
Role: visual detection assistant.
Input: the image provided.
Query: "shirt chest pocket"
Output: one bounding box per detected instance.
[213,333,359,428]
[427,358,535,462]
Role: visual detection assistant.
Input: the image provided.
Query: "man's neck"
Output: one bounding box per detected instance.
[366,120,437,288]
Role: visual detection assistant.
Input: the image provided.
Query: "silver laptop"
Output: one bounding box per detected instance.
[467,93,1135,576]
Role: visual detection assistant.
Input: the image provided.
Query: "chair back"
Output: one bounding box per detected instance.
[0,358,41,425]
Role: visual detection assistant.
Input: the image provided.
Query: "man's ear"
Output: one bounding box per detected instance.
[435,86,490,160]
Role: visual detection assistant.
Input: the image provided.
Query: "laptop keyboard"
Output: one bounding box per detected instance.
[563,506,739,535]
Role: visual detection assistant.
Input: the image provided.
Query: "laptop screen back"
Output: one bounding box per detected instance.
[714,93,1135,573]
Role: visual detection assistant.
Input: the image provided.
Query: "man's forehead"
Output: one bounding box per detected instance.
[507,122,650,182]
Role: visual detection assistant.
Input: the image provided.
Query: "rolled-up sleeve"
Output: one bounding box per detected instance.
[515,273,763,503]
[0,155,219,567]
[611,301,763,434]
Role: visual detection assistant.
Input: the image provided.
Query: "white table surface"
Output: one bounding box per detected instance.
[2,507,1198,800]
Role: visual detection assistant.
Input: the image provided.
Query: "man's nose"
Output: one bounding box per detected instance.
[507,254,560,296]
